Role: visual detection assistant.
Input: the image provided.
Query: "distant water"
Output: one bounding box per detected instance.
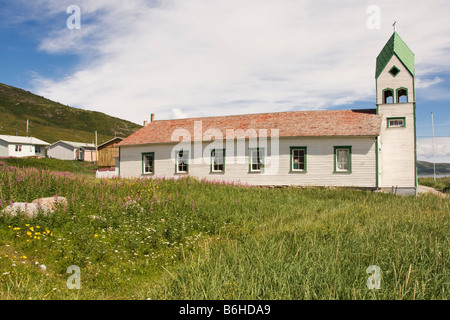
[418,174,450,178]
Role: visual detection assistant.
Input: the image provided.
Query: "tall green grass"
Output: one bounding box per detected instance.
[0,158,97,175]
[0,163,448,299]
[419,177,450,193]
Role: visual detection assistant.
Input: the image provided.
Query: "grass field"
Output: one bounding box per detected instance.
[419,177,450,193]
[0,161,448,300]
[0,157,98,176]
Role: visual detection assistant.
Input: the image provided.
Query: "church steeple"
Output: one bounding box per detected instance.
[376,32,415,105]
[376,32,415,79]
[375,31,417,196]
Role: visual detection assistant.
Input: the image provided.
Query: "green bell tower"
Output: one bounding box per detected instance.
[376,32,417,196]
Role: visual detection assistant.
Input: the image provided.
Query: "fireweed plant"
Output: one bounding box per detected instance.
[0,161,448,299]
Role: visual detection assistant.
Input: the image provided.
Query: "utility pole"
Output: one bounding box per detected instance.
[26,119,29,137]
[431,112,436,181]
[95,131,98,162]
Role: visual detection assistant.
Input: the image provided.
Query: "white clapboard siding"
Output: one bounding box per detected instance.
[119,136,377,187]
[378,103,416,188]
[0,140,8,157]
[377,55,414,105]
[47,142,76,160]
[7,144,35,157]
[376,53,416,189]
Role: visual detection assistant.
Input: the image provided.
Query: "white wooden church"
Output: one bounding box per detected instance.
[117,32,418,196]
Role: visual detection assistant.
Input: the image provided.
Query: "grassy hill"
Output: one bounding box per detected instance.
[0,83,141,145]
[417,160,450,176]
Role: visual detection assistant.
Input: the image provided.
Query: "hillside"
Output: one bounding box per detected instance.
[417,160,450,176]
[0,83,141,145]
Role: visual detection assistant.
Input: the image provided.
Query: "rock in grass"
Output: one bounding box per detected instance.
[2,202,52,218]
[2,196,68,218]
[31,197,68,211]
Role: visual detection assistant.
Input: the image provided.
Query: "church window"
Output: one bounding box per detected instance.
[397,88,408,103]
[389,66,400,77]
[383,89,394,104]
[334,146,352,173]
[387,118,406,128]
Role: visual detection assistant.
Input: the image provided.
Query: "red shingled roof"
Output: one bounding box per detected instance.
[119,109,382,146]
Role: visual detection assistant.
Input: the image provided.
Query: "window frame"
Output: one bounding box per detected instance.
[382,88,394,104]
[389,66,400,77]
[387,117,406,128]
[290,146,307,173]
[396,87,408,103]
[248,147,265,173]
[175,149,189,174]
[15,145,22,152]
[210,149,225,173]
[142,152,155,175]
[334,146,352,173]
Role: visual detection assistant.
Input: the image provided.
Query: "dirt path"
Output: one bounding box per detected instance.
[417,185,447,197]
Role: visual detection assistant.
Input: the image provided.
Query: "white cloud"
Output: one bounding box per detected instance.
[172,108,188,119]
[415,77,443,89]
[25,0,450,124]
[417,137,450,163]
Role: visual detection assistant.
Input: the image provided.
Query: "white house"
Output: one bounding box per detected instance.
[47,140,98,161]
[0,135,50,158]
[117,32,418,196]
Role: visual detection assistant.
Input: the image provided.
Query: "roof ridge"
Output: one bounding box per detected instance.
[119,108,381,146]
[149,108,374,122]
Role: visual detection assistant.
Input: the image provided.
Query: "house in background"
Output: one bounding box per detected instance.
[97,137,123,168]
[47,140,98,161]
[95,137,123,179]
[0,135,49,158]
[117,31,418,196]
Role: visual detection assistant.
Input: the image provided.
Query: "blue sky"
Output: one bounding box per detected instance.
[0,0,449,162]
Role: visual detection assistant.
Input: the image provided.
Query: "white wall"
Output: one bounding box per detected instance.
[378,103,416,188]
[7,143,36,158]
[377,55,414,105]
[377,55,416,189]
[96,168,119,179]
[47,142,76,160]
[0,140,8,157]
[119,136,377,187]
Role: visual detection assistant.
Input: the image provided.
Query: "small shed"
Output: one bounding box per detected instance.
[47,140,97,161]
[97,137,123,167]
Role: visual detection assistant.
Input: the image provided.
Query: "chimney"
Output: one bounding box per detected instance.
[150,113,155,122]
[143,121,148,126]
